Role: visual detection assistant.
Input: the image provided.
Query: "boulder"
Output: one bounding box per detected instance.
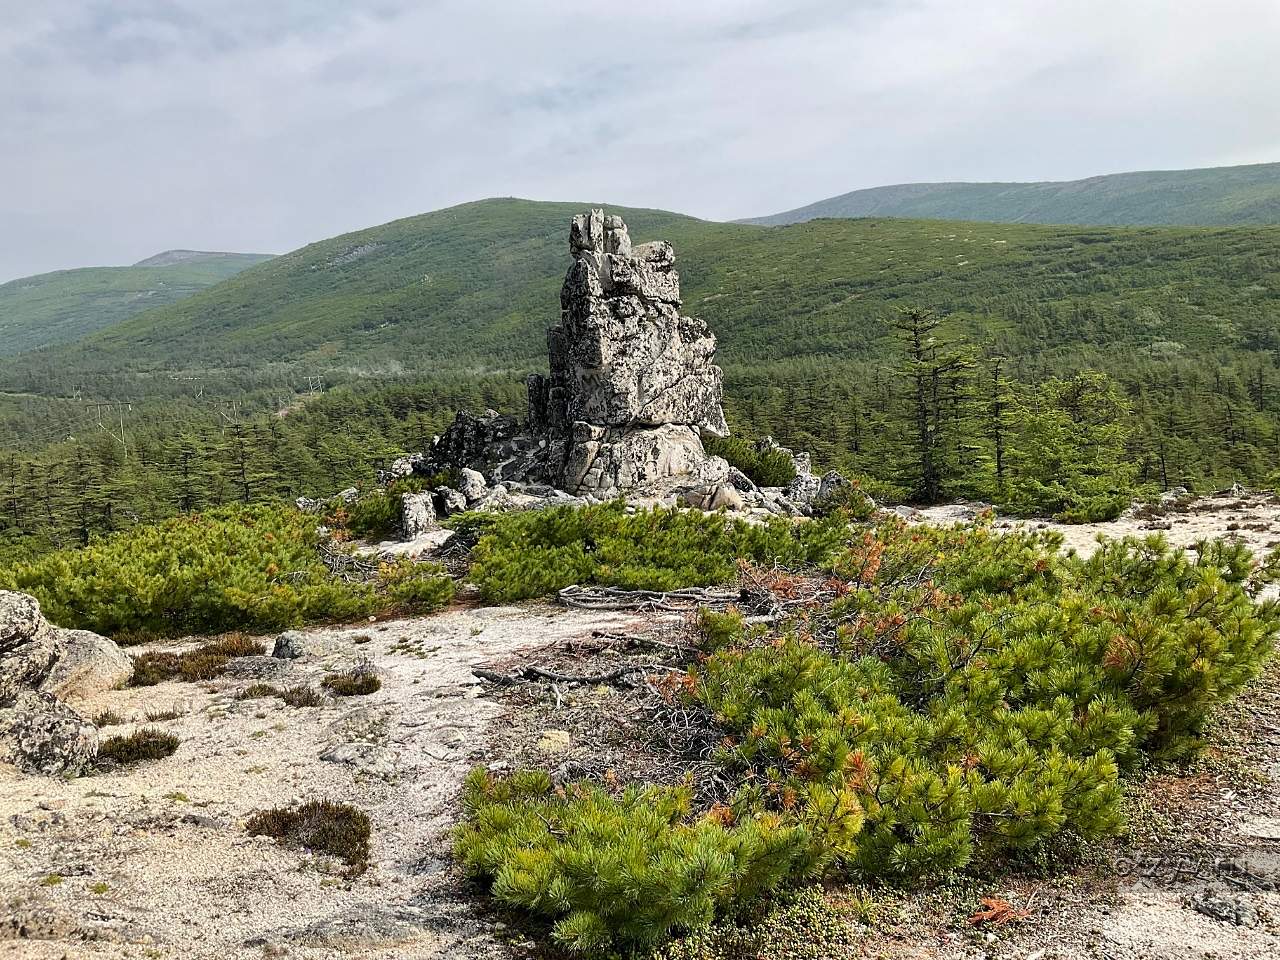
[427,410,521,477]
[0,690,97,776]
[457,468,489,504]
[39,629,131,703]
[562,423,726,496]
[681,482,745,512]
[271,631,308,660]
[400,491,436,539]
[435,486,468,516]
[2,590,129,775]
[386,452,424,481]
[786,471,823,509]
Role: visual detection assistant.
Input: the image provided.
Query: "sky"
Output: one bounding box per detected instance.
[2,0,1279,281]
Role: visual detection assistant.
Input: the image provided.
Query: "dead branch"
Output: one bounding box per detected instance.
[473,662,657,688]
[558,584,740,612]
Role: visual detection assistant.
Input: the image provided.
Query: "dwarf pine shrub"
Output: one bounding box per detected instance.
[697,520,1277,876]
[467,502,848,603]
[330,477,436,541]
[1,505,453,638]
[454,769,847,954]
[702,436,797,488]
[457,517,1278,952]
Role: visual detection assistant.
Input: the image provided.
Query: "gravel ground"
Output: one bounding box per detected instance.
[0,604,667,959]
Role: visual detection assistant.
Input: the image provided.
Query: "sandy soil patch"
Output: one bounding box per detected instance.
[1,604,665,959]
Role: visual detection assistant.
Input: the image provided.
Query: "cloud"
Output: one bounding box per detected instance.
[2,0,1278,280]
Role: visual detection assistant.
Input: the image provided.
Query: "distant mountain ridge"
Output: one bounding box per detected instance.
[132,249,265,267]
[0,251,273,357]
[7,198,1280,408]
[744,161,1280,227]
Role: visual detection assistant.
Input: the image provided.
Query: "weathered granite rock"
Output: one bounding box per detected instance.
[404,212,807,505]
[435,486,468,516]
[0,690,97,776]
[561,423,726,495]
[532,210,727,441]
[457,468,488,504]
[1,591,126,775]
[40,629,131,703]
[681,482,745,512]
[786,471,823,508]
[427,410,521,477]
[523,210,731,495]
[271,631,308,660]
[400,491,436,539]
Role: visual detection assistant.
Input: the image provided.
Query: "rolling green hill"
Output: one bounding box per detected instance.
[744,161,1280,227]
[0,250,273,357]
[8,198,1280,400]
[3,197,1280,560]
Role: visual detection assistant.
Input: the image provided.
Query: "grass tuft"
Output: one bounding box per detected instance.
[246,800,370,876]
[93,710,125,728]
[237,683,281,701]
[129,635,266,687]
[321,671,381,697]
[97,728,180,766]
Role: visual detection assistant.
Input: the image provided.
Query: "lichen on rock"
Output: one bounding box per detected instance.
[0,590,128,776]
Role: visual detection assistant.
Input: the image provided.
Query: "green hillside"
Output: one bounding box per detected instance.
[3,197,1280,560]
[0,251,273,357]
[744,161,1280,227]
[8,198,1280,399]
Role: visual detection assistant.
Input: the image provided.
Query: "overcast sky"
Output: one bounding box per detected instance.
[2,0,1278,281]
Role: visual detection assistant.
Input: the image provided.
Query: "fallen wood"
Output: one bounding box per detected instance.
[558,584,740,612]
[472,662,660,688]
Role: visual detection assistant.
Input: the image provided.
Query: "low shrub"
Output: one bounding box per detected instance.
[454,769,839,954]
[236,683,327,706]
[246,800,371,876]
[237,683,281,700]
[280,685,327,707]
[98,728,180,766]
[129,635,265,687]
[656,886,862,960]
[457,518,1279,952]
[702,436,797,488]
[322,670,381,697]
[468,502,849,603]
[1,505,454,638]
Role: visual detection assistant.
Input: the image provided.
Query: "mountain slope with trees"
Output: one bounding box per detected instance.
[0,251,272,356]
[7,198,1280,400]
[3,198,1280,560]
[744,161,1280,227]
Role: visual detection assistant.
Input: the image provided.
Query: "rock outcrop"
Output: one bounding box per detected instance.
[420,211,731,499]
[528,210,728,495]
[0,591,126,775]
[318,211,855,530]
